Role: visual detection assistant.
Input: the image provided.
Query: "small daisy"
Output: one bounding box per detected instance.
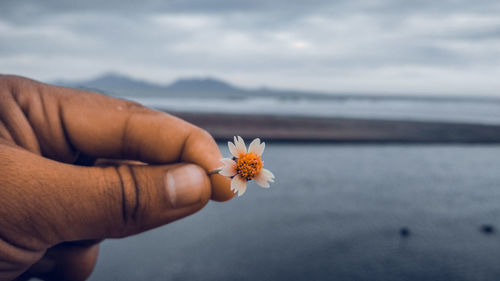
[218,136,275,196]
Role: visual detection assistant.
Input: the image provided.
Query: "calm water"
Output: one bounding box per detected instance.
[90,144,500,281]
[129,97,500,125]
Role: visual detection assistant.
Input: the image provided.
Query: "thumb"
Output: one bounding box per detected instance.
[72,163,212,240]
[0,146,211,246]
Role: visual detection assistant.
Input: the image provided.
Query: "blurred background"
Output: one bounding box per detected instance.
[2,0,500,280]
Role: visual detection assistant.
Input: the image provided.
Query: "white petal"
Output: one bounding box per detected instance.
[248,138,260,151]
[228,141,239,158]
[256,142,266,156]
[254,175,270,188]
[260,168,275,182]
[238,183,247,196]
[219,158,237,177]
[254,168,274,187]
[248,138,265,156]
[220,158,236,167]
[230,174,243,191]
[231,175,247,196]
[235,136,247,156]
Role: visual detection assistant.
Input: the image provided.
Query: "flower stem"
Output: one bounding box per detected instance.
[208,168,222,175]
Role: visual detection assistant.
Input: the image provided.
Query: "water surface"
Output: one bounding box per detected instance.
[90,144,500,281]
[129,97,500,125]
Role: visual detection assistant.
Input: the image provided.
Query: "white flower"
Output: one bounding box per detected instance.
[219,136,275,196]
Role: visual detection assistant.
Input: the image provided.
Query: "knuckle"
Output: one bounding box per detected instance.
[122,99,150,114]
[192,126,217,145]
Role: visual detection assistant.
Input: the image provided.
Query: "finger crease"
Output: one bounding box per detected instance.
[128,166,141,220]
[57,99,77,153]
[120,113,135,158]
[178,129,192,162]
[114,166,128,225]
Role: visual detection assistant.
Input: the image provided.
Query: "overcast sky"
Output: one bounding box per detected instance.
[1,0,500,96]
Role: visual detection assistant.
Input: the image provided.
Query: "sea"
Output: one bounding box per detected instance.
[127,96,500,125]
[88,98,500,281]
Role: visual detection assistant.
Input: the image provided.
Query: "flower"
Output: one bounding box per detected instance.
[218,136,275,196]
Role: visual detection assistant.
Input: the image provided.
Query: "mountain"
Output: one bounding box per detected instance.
[77,73,165,94]
[53,72,500,102]
[54,72,252,98]
[167,77,244,95]
[53,72,347,100]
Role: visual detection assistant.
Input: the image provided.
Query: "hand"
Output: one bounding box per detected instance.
[0,75,233,281]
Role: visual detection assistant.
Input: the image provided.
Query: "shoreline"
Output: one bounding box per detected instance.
[168,111,500,143]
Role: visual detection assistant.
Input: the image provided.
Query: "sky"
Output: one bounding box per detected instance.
[1,0,500,96]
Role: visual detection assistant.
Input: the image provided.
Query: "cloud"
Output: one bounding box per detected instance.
[2,0,499,21]
[1,0,500,95]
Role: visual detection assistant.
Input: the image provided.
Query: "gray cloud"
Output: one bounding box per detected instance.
[2,0,499,17]
[1,0,500,95]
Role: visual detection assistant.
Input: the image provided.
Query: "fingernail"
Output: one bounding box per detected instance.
[165,165,206,208]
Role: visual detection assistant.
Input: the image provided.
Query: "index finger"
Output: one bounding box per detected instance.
[11,76,233,201]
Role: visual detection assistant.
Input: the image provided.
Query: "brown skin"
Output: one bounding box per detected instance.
[0,75,234,281]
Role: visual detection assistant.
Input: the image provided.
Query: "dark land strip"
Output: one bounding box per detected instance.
[169,112,500,143]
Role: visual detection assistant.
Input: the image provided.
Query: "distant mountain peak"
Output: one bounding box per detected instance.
[94,71,129,81]
[52,72,249,97]
[173,77,226,83]
[52,72,335,99]
[167,77,238,93]
[89,72,153,86]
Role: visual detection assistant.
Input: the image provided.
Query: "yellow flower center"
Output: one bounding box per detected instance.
[236,153,263,180]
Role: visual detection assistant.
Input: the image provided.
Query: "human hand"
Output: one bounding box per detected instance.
[0,75,233,281]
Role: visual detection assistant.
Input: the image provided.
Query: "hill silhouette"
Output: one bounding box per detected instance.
[52,72,500,103]
[52,72,337,99]
[54,72,265,98]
